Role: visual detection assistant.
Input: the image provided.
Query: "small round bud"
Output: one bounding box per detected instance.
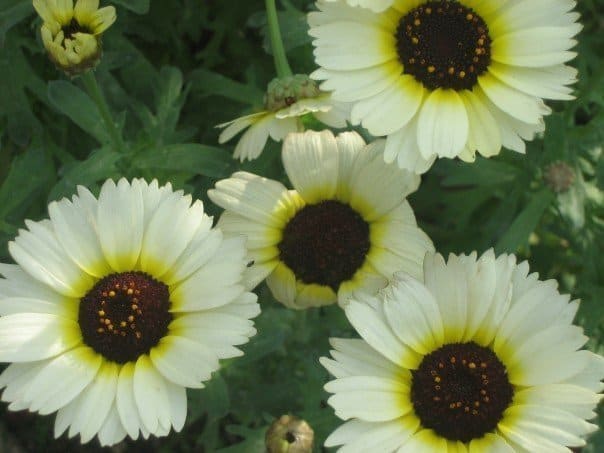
[264,75,321,112]
[544,161,575,193]
[265,415,314,453]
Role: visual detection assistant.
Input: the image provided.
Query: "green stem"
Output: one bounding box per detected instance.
[265,0,293,78]
[80,71,124,151]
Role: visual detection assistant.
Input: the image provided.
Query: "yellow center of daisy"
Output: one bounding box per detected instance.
[277,200,370,291]
[410,342,513,442]
[78,272,172,364]
[396,1,491,91]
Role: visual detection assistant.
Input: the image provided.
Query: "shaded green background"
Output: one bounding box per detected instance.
[0,0,603,451]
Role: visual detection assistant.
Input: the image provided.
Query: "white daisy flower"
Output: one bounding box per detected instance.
[309,0,581,174]
[218,74,349,161]
[0,178,259,446]
[321,249,604,452]
[208,129,434,309]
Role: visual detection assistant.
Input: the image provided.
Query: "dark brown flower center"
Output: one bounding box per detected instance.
[410,342,513,442]
[396,1,491,90]
[61,18,92,40]
[277,200,370,291]
[78,271,172,364]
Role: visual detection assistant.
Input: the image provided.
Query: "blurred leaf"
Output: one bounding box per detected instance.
[495,189,555,253]
[0,145,53,221]
[112,0,150,14]
[0,1,32,45]
[49,148,122,201]
[187,373,230,425]
[218,425,266,453]
[132,143,235,178]
[189,68,264,105]
[47,80,110,144]
[0,35,44,146]
[441,158,519,187]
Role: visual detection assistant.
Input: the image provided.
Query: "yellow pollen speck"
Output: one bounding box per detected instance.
[480,390,487,395]
[120,321,127,327]
[104,319,111,325]
[459,71,466,78]
[135,331,142,339]
[466,13,473,20]
[438,363,444,369]
[472,409,479,415]
[449,403,456,409]
[97,328,104,333]
[98,310,105,316]
[448,67,455,75]
[128,315,134,322]
[464,406,470,412]
[412,37,419,44]
[127,288,134,295]
[481,362,487,368]
[450,357,456,364]
[474,401,480,407]
[469,362,476,369]
[484,396,490,402]
[456,402,462,408]
[425,7,432,14]
[132,304,138,310]
[108,324,113,331]
[120,331,126,337]
[427,66,435,73]
[109,290,116,297]
[434,376,441,383]
[414,19,420,26]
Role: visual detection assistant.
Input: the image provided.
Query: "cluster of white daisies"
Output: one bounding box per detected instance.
[1,0,600,451]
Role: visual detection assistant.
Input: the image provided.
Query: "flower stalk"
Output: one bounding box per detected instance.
[264,0,293,78]
[80,71,124,152]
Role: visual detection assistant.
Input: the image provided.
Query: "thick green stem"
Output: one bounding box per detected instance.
[80,71,124,151]
[265,0,293,78]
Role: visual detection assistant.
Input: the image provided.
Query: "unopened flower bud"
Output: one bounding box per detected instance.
[264,75,321,112]
[265,415,314,453]
[33,0,116,76]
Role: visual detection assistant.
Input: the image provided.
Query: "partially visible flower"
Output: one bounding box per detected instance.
[266,415,314,453]
[0,178,259,446]
[321,250,603,451]
[544,161,575,193]
[309,0,581,174]
[33,0,116,76]
[209,129,434,309]
[323,0,394,13]
[217,74,349,161]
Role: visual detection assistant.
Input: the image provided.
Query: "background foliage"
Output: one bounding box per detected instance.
[0,0,603,451]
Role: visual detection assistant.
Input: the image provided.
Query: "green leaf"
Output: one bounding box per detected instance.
[189,68,264,106]
[187,373,230,425]
[48,148,122,201]
[495,189,555,253]
[0,1,32,45]
[47,80,110,144]
[112,0,149,14]
[132,143,235,178]
[441,157,519,187]
[0,145,54,222]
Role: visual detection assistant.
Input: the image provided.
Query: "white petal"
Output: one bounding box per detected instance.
[24,346,101,415]
[116,362,143,440]
[133,355,171,434]
[97,178,144,272]
[48,187,111,278]
[150,335,219,388]
[417,89,469,159]
[0,313,80,362]
[282,130,339,203]
[97,403,127,447]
